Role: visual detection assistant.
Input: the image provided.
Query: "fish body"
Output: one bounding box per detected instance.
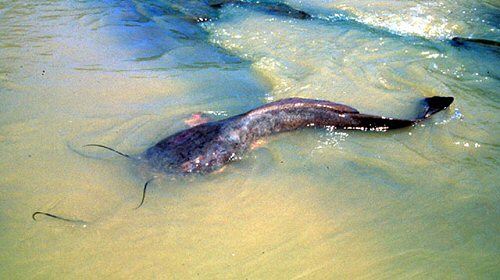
[143,97,453,174]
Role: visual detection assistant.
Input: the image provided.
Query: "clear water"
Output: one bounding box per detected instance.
[1,0,499,278]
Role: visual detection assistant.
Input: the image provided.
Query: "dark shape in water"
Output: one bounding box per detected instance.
[143,96,454,175]
[451,37,500,53]
[163,0,311,22]
[208,0,311,20]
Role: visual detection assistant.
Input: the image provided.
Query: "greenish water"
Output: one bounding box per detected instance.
[0,0,499,278]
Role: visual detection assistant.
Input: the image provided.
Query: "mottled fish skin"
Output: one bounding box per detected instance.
[143,97,453,175]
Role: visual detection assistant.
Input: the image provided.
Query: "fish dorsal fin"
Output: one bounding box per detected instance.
[246,98,360,117]
[275,98,360,113]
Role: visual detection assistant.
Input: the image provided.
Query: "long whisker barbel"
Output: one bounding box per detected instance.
[83,144,131,159]
[134,178,156,209]
[32,211,87,224]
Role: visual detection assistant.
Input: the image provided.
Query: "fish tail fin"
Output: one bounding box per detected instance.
[417,96,454,120]
[344,96,454,131]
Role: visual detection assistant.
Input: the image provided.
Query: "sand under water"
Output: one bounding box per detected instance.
[0,0,499,278]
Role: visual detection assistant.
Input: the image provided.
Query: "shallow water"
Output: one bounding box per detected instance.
[1,0,499,278]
